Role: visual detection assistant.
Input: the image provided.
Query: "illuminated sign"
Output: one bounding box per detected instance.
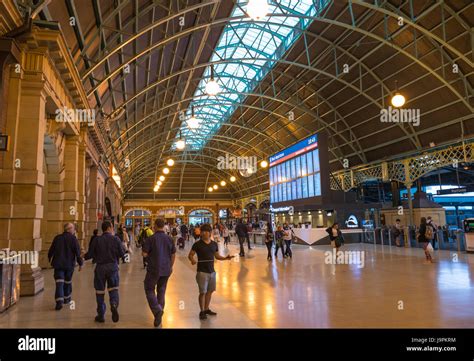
[345,214,359,228]
[269,132,322,204]
[269,134,317,167]
[270,206,294,215]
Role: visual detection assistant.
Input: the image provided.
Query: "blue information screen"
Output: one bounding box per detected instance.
[269,133,322,203]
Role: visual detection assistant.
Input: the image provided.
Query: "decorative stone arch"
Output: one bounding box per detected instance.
[187,207,216,225]
[259,198,270,209]
[123,207,153,217]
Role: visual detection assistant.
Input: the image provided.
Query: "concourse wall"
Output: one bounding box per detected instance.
[0,6,120,296]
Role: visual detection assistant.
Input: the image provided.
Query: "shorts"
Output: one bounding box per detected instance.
[196,271,216,294]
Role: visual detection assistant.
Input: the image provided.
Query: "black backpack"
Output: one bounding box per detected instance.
[171,227,178,236]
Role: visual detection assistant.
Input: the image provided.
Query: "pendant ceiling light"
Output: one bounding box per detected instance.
[247,0,269,20]
[205,65,220,96]
[187,105,200,129]
[391,80,406,108]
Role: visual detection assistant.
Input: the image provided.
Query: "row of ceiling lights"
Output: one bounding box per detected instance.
[208,160,269,192]
[153,158,175,192]
[173,0,406,168]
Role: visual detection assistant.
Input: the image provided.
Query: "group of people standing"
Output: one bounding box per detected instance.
[263,223,295,261]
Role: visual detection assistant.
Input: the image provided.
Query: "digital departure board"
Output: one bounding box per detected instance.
[269,133,321,204]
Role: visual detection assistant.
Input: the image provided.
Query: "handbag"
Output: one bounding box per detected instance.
[426,242,434,252]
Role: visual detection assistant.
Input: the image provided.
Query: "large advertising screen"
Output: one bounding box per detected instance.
[269,133,321,204]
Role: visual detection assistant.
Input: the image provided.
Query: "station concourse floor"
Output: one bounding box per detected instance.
[1,240,473,328]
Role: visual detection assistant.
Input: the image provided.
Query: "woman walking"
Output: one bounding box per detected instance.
[326,223,343,261]
[222,224,230,246]
[283,224,294,259]
[274,226,285,259]
[212,224,221,242]
[265,226,274,261]
[418,217,434,263]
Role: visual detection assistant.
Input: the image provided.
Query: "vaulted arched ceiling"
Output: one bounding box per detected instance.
[32,0,473,200]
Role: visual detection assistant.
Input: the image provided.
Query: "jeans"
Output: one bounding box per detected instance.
[238,236,246,256]
[245,236,251,249]
[144,273,169,316]
[265,241,273,258]
[54,268,74,304]
[275,242,285,258]
[94,263,120,316]
[284,240,292,257]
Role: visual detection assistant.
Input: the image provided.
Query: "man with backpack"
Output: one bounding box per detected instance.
[137,224,154,268]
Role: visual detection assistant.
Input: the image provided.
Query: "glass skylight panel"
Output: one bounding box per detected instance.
[175,0,328,150]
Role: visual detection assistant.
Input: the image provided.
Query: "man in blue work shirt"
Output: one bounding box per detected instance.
[142,218,176,327]
[48,223,83,310]
[84,221,125,323]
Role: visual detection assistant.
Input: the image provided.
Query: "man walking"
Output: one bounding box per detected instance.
[235,219,250,257]
[188,223,233,320]
[137,224,154,268]
[84,221,125,323]
[48,223,83,310]
[142,218,176,327]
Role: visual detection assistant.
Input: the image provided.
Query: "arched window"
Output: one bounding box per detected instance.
[188,209,214,226]
[124,209,152,229]
[125,209,151,217]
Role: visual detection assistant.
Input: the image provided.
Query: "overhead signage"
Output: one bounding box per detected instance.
[269,133,318,167]
[436,187,474,195]
[269,206,294,215]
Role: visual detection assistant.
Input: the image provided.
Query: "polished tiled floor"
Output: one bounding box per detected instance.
[1,240,474,328]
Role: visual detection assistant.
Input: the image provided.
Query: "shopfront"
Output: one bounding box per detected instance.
[188,209,214,226]
[124,209,152,231]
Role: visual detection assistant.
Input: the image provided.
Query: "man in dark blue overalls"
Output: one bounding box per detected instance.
[142,218,176,327]
[48,223,83,310]
[84,221,125,323]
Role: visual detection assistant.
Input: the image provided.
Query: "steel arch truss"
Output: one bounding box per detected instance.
[34,0,474,199]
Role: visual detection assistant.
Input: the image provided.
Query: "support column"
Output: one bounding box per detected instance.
[76,132,87,247]
[85,161,99,244]
[63,135,80,236]
[0,64,47,295]
[40,131,65,268]
[0,38,21,150]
